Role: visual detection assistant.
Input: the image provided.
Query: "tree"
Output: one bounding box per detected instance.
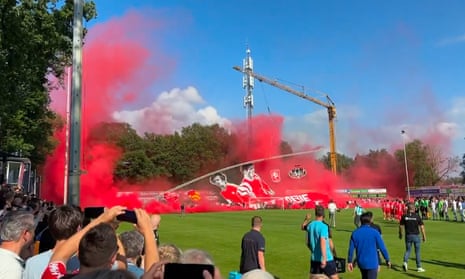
[319,152,354,174]
[280,141,293,155]
[395,140,429,186]
[346,149,404,196]
[425,145,459,185]
[0,0,96,164]
[394,139,457,186]
[114,150,156,183]
[460,154,465,184]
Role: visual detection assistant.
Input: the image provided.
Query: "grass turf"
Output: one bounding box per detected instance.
[121,208,465,279]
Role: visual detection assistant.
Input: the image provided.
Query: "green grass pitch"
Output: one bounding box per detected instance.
[122,208,465,278]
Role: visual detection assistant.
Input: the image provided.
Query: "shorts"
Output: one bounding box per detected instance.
[310,260,338,276]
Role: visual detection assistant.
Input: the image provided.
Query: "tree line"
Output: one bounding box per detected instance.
[102,120,462,187]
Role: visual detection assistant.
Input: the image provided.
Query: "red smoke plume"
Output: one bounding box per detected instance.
[44,12,165,208]
[44,10,429,211]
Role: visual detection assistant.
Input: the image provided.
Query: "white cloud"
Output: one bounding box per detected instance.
[113,86,231,134]
[449,97,465,118]
[436,122,458,138]
[436,33,465,47]
[282,104,363,155]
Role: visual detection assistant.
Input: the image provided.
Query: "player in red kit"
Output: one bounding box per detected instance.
[382,200,388,220]
[209,172,255,205]
[396,200,405,222]
[240,164,275,198]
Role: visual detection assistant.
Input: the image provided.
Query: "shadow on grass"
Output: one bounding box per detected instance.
[389,264,432,279]
[404,273,433,279]
[389,263,402,272]
[335,228,353,233]
[380,221,400,227]
[422,259,465,269]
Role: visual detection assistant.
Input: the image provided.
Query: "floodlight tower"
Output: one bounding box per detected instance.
[242,47,254,121]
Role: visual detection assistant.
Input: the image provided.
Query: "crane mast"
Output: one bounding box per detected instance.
[242,47,254,120]
[233,66,338,174]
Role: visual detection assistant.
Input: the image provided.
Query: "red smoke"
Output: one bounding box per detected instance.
[43,10,437,211]
[42,8,347,210]
[44,12,166,208]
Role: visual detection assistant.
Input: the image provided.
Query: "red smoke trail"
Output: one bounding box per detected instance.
[44,11,167,208]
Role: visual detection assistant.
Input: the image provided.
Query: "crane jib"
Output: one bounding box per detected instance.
[232,66,338,174]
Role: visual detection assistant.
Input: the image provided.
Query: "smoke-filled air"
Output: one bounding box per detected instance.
[42,10,453,213]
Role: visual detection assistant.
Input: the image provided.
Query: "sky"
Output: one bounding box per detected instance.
[81,0,465,162]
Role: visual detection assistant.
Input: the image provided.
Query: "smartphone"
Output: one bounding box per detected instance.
[116,210,138,224]
[164,263,214,279]
[84,207,104,219]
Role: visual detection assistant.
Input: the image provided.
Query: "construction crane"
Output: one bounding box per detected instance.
[233,66,338,174]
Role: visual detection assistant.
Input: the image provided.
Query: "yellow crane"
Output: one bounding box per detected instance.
[233,66,338,174]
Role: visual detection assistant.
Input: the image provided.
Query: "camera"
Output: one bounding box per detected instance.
[116,210,137,223]
[164,263,214,279]
[83,207,138,224]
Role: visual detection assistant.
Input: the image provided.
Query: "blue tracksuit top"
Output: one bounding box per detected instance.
[348,225,390,270]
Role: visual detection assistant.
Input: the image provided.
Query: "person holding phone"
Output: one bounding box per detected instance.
[41,207,159,279]
[141,249,219,279]
[41,206,126,279]
[240,216,266,274]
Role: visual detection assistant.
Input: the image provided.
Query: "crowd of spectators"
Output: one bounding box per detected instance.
[0,187,275,279]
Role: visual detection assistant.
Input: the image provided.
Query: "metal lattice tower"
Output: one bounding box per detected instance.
[242,47,254,120]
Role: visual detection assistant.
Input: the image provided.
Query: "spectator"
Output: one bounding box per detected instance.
[347,212,390,279]
[136,213,162,270]
[158,244,182,263]
[0,211,35,279]
[24,205,83,279]
[399,203,426,272]
[180,204,185,217]
[150,214,161,246]
[365,211,382,268]
[119,230,145,278]
[327,200,337,228]
[0,190,15,213]
[71,269,136,279]
[301,213,337,258]
[41,206,128,278]
[240,216,266,274]
[241,269,274,279]
[353,202,363,228]
[180,249,222,279]
[306,206,339,279]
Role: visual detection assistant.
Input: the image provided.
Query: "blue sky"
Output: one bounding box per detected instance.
[88,0,465,163]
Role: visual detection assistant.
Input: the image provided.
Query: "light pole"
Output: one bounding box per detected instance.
[401,130,410,200]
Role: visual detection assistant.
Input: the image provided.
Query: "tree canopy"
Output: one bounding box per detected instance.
[0,0,96,164]
[394,139,458,186]
[319,152,354,174]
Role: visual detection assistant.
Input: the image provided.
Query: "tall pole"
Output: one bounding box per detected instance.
[401,130,410,200]
[242,47,254,147]
[63,67,71,205]
[67,0,84,206]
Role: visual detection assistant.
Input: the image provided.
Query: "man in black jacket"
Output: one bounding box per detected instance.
[399,203,426,272]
